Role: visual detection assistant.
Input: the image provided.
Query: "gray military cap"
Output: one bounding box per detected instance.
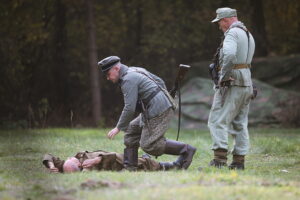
[211,7,237,23]
[97,56,121,72]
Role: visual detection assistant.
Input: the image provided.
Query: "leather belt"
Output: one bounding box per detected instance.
[233,64,250,69]
[141,87,160,105]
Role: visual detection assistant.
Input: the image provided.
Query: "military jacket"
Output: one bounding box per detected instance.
[116,64,172,131]
[219,21,255,86]
[42,150,161,172]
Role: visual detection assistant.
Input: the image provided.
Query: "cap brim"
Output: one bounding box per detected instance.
[211,18,220,23]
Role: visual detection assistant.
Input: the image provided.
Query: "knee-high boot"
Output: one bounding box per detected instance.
[123,147,138,171]
[163,140,197,169]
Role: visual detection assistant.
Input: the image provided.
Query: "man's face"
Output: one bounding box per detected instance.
[106,66,120,83]
[218,18,229,33]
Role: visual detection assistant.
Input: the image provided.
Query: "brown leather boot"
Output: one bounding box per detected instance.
[123,147,138,171]
[229,155,245,170]
[209,148,228,168]
[164,140,197,170]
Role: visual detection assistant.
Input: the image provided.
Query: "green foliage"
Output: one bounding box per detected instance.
[0,128,300,199]
[0,0,299,127]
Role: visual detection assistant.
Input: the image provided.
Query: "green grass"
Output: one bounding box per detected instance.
[0,128,299,200]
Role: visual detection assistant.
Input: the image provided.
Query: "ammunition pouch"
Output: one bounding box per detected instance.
[161,87,177,110]
[220,80,232,87]
[209,63,219,85]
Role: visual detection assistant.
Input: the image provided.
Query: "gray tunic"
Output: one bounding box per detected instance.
[219,21,255,86]
[116,65,172,131]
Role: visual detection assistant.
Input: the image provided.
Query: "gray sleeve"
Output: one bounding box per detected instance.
[116,77,139,131]
[220,30,237,81]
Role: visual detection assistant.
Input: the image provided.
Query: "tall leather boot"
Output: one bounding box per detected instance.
[209,148,228,168]
[164,140,197,170]
[123,147,138,171]
[229,155,245,170]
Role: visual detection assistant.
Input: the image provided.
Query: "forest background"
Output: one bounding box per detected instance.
[1,0,299,128]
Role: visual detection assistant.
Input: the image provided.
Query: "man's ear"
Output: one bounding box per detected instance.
[115,65,121,72]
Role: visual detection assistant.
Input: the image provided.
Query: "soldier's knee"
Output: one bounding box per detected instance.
[140,143,163,157]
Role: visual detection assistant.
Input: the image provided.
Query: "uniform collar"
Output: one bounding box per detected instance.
[118,64,129,85]
[224,21,245,35]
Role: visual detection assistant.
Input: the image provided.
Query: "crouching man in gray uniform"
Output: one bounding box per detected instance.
[208,8,255,170]
[98,56,196,171]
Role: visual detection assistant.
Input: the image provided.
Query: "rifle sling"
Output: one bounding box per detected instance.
[176,82,181,141]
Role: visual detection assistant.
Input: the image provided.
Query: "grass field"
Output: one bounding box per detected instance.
[0,128,299,200]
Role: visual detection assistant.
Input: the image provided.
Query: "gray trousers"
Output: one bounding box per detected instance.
[208,86,252,155]
[124,108,173,156]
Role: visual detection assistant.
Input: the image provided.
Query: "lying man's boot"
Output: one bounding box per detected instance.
[159,162,177,171]
[209,148,227,168]
[228,155,245,170]
[163,140,197,170]
[123,147,138,171]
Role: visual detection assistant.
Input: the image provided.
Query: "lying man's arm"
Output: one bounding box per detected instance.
[48,161,59,173]
[82,157,102,169]
[42,154,64,173]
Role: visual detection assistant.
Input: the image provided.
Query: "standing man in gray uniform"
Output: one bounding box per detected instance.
[98,56,196,171]
[207,8,255,170]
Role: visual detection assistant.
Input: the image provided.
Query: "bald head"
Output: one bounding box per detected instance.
[63,157,81,173]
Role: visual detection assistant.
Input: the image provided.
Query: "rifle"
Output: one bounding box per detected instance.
[209,36,224,86]
[169,64,191,141]
[169,64,191,98]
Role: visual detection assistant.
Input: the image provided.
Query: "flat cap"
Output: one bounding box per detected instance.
[97,56,120,72]
[211,7,237,23]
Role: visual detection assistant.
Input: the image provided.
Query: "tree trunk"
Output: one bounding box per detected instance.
[53,0,67,105]
[250,0,269,56]
[86,0,101,126]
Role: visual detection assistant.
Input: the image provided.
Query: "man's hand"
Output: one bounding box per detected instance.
[107,127,120,139]
[49,167,59,173]
[82,157,102,169]
[48,162,59,173]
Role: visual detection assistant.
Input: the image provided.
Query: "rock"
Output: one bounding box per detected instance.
[171,77,300,129]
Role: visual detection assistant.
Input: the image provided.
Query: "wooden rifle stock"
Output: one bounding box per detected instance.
[170,64,191,98]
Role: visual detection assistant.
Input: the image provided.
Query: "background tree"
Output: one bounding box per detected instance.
[86,0,101,126]
[250,0,269,56]
[0,0,299,128]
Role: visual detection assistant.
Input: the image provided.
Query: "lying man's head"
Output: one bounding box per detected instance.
[63,157,81,173]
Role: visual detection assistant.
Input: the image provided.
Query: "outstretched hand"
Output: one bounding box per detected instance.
[49,167,59,173]
[48,162,59,173]
[107,127,120,139]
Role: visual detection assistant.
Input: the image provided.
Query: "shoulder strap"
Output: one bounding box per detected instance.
[235,26,250,64]
[132,69,176,106]
[131,69,164,89]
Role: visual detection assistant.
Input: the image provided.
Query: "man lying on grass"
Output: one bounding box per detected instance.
[43,149,175,173]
